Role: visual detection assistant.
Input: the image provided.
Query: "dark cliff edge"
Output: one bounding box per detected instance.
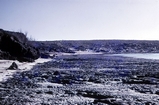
[0,29,40,62]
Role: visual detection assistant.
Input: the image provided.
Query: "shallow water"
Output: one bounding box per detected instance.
[58,53,159,60]
[110,53,159,60]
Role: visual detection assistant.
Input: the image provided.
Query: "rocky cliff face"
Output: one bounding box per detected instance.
[0,29,40,62]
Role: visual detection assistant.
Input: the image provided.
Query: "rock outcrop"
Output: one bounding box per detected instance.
[7,62,18,70]
[0,29,40,62]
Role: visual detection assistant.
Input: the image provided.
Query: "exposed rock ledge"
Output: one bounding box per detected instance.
[0,29,40,62]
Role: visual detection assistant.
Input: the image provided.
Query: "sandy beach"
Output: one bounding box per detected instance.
[0,58,52,82]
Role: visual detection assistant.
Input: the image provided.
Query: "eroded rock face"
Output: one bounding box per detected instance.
[0,29,40,62]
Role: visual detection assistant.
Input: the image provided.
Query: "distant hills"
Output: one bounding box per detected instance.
[34,40,159,54]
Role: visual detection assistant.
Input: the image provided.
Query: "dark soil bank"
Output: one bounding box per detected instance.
[1,54,159,105]
[0,29,40,62]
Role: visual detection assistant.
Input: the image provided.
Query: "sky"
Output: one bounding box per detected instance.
[0,0,159,41]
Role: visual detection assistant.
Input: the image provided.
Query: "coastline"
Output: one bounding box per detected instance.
[0,53,159,104]
[0,58,52,82]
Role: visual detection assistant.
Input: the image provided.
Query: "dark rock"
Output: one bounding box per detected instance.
[41,73,50,79]
[123,77,158,85]
[7,62,18,70]
[145,102,154,105]
[47,85,53,88]
[45,91,53,95]
[65,90,76,95]
[61,79,72,84]
[78,90,114,99]
[94,98,122,105]
[54,71,60,75]
[155,90,159,95]
[94,99,112,104]
[36,91,42,94]
[40,52,55,59]
[40,53,50,58]
[40,103,50,105]
[0,29,40,62]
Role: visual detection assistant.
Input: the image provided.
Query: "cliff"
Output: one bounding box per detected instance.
[0,29,40,62]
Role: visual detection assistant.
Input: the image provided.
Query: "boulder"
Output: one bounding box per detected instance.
[0,29,40,62]
[7,62,18,70]
[40,52,50,58]
[40,52,55,59]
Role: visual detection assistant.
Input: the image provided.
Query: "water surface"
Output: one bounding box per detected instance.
[111,53,159,60]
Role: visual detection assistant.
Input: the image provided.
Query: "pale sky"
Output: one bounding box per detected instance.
[0,0,159,41]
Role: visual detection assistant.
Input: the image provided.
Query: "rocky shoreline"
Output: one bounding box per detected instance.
[0,54,159,104]
[1,29,159,104]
